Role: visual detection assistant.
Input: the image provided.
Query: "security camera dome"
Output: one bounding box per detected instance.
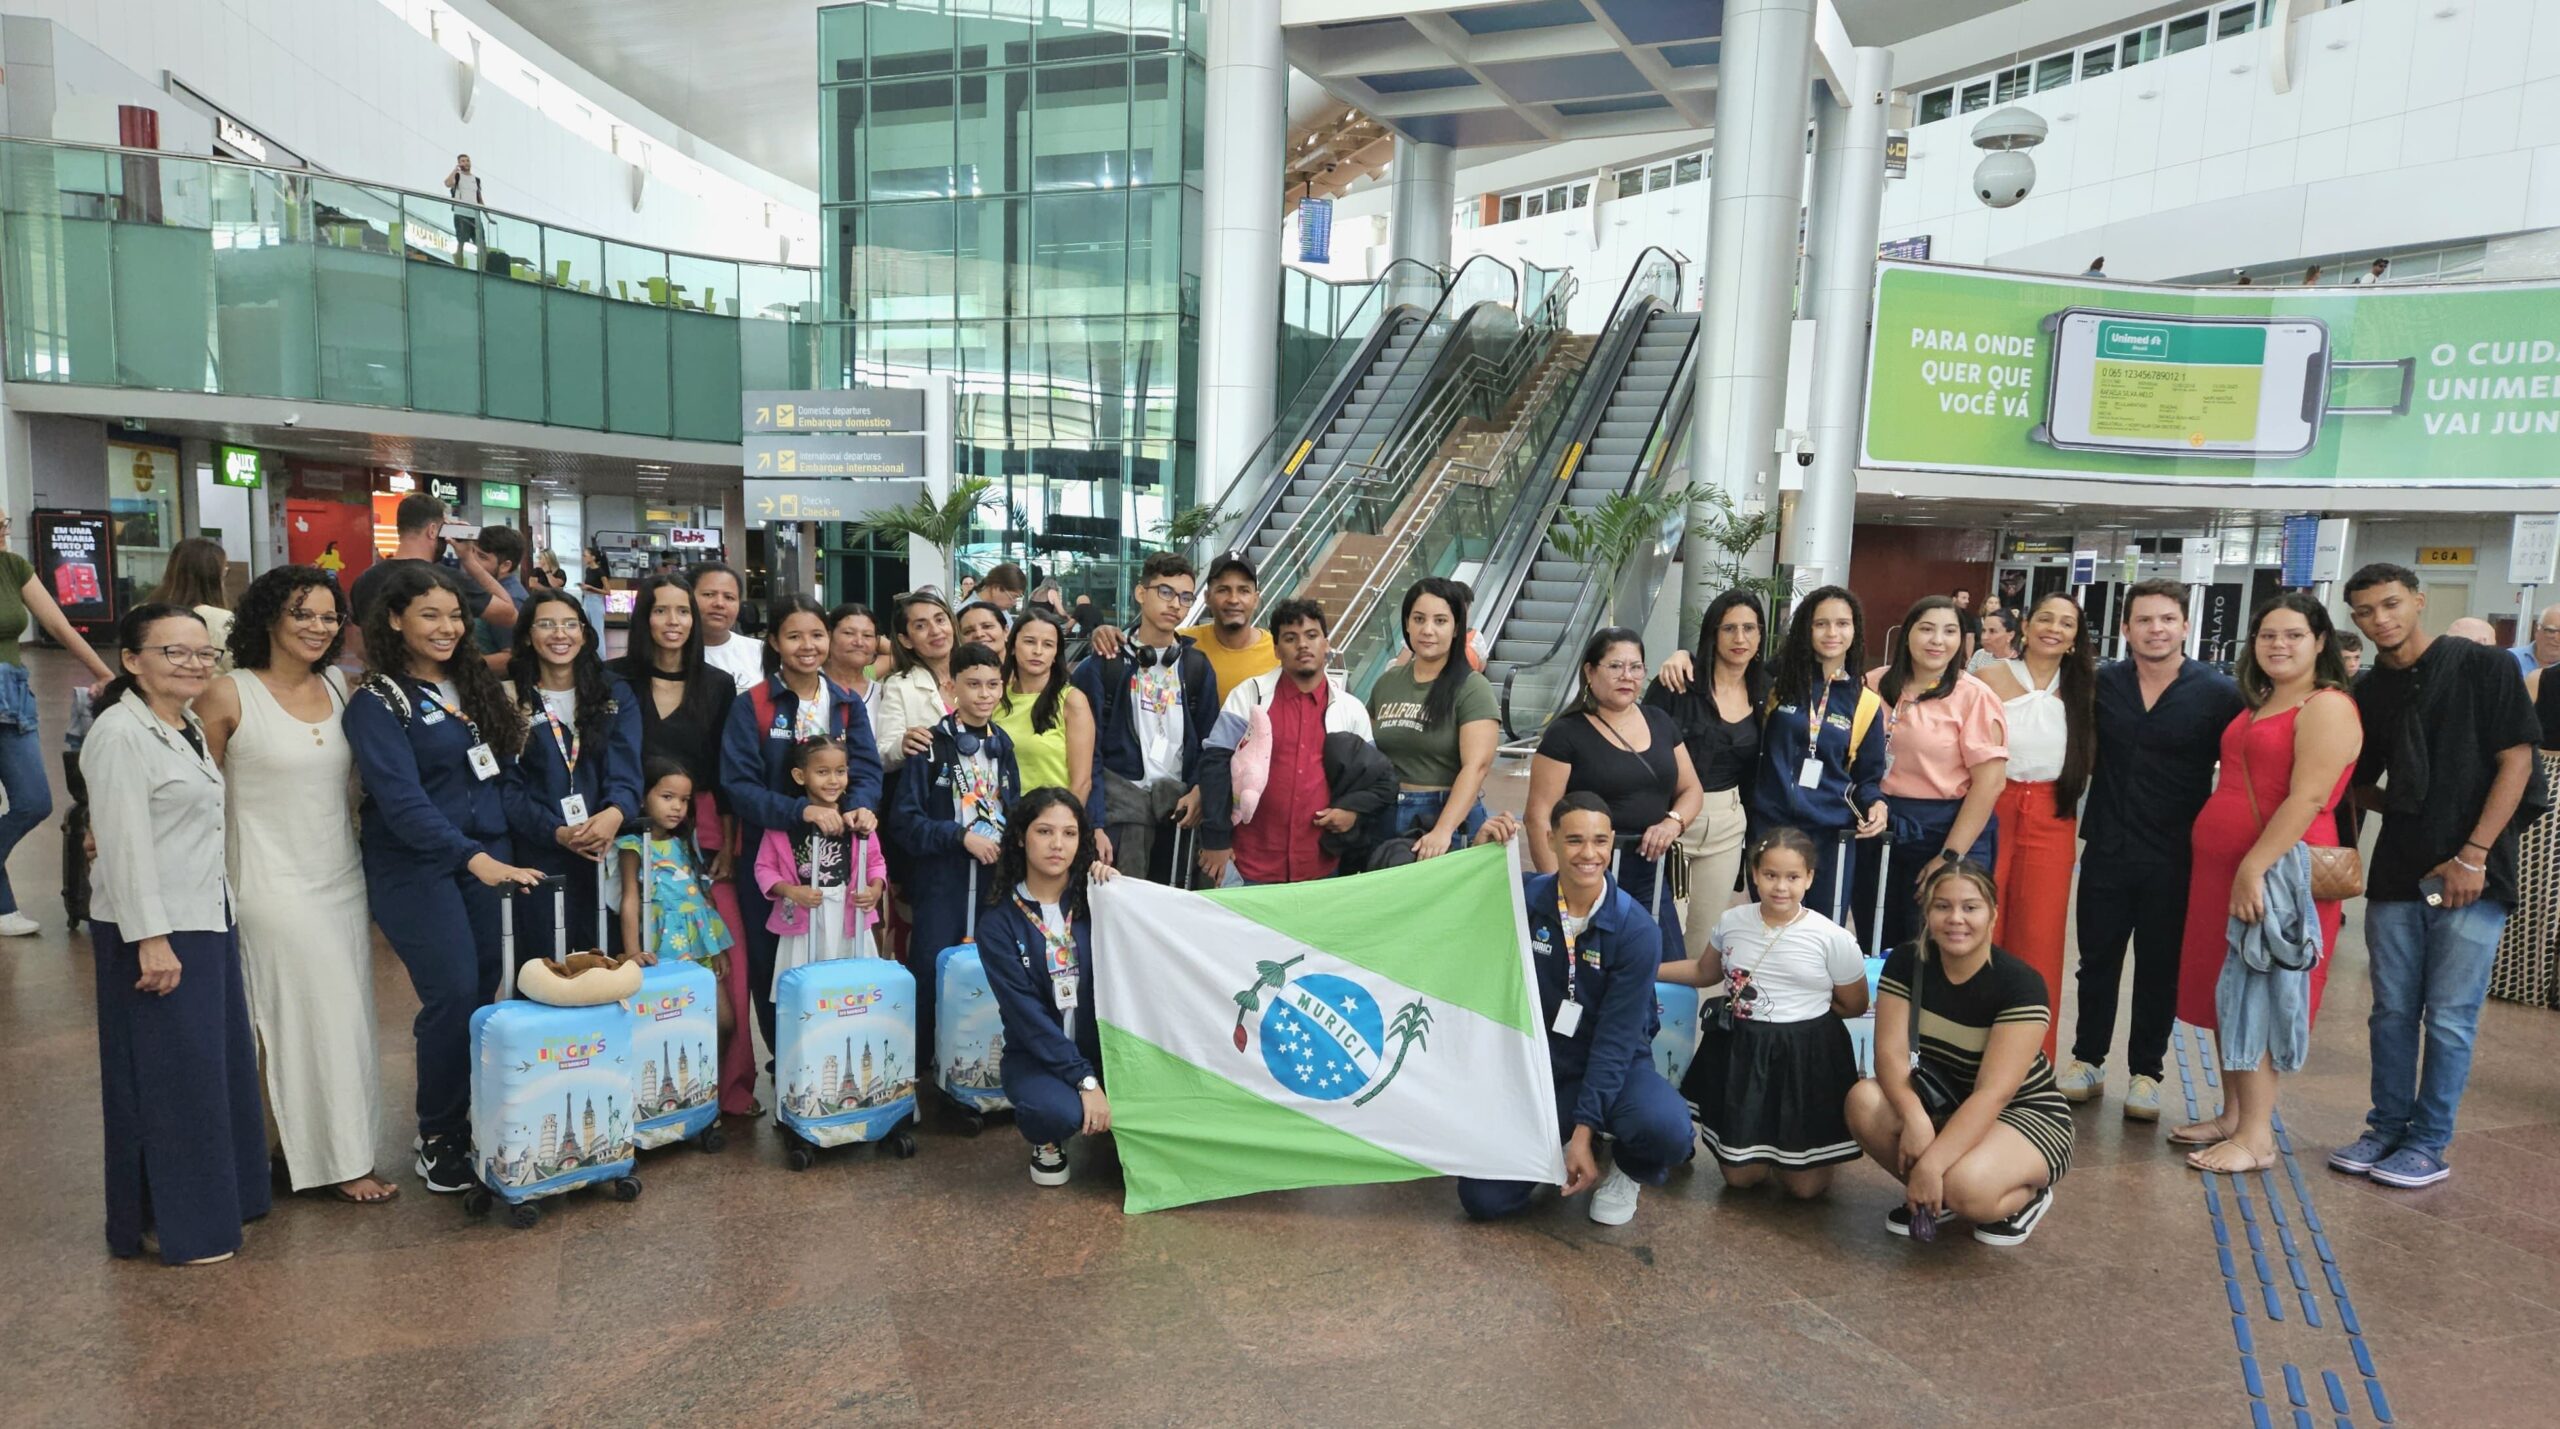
[1971,105,2049,152]
[1975,150,2035,208]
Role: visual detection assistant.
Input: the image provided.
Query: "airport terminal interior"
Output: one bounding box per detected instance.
[4,0,2560,1423]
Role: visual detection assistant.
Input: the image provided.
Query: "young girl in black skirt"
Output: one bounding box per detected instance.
[1660,826,1871,1198]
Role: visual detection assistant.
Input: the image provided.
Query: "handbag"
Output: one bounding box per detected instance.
[2239,711,2365,901]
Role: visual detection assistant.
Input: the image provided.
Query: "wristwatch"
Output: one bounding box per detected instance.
[1078,1076,1101,1092]
[1940,847,1961,866]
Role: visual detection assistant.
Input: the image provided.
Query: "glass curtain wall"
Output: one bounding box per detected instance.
[819,0,1205,598]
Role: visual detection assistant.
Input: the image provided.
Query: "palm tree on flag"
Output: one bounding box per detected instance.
[1353,1000,1433,1106]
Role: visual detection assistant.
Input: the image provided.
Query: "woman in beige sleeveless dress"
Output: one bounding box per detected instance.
[195,568,393,1202]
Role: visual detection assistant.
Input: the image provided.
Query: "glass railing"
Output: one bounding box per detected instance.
[1472,246,1684,654]
[1207,257,1447,554]
[1277,263,1412,401]
[1328,272,1587,697]
[0,137,818,441]
[1497,365,1696,740]
[1248,254,1520,606]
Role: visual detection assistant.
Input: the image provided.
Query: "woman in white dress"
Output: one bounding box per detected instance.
[194,566,394,1203]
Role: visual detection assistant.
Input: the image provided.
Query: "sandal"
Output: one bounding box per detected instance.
[2168,1120,2232,1147]
[2186,1140,2278,1174]
[328,1175,401,1205]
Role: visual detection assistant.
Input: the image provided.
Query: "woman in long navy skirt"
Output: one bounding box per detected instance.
[85,602,266,1265]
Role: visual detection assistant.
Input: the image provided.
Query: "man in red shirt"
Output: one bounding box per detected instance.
[1195,600,1380,887]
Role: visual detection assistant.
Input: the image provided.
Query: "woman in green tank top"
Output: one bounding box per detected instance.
[994,609,1095,806]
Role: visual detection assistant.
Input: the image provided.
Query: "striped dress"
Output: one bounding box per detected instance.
[1879,943,2075,1184]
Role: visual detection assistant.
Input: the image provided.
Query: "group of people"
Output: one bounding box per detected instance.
[69,497,2555,1260]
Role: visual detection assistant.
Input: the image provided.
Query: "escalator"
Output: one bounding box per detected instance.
[1246,314,1441,568]
[1471,249,1695,716]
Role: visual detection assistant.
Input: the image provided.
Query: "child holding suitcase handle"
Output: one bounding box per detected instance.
[758,736,888,994]
[616,757,738,1044]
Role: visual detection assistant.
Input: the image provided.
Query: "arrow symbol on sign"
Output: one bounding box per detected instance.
[756,497,774,516]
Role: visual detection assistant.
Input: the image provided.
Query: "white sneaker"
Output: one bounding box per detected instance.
[2054,1059,2104,1103]
[2123,1074,2163,1123]
[0,911,39,936]
[1028,1143,1069,1187]
[1588,1165,1641,1226]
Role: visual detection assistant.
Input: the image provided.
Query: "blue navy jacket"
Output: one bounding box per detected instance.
[345,674,512,875]
[1522,872,1661,1131]
[1750,674,1887,835]
[1070,635,1219,788]
[977,893,1099,1084]
[717,673,886,841]
[501,677,646,857]
[886,715,1022,860]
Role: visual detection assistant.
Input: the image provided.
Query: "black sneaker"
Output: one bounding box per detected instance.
[1972,1184,2055,1246]
[1029,1143,1069,1187]
[1885,1204,1914,1237]
[416,1133,475,1195]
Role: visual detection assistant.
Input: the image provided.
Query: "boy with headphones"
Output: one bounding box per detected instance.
[1071,551,1219,881]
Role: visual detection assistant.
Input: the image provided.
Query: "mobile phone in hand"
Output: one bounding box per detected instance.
[2420,874,2446,907]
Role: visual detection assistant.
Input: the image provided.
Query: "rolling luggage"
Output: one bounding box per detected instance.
[626,872,724,1154]
[1632,846,1700,1082]
[463,877,641,1229]
[934,865,1013,1130]
[1843,827,1892,1078]
[774,836,920,1167]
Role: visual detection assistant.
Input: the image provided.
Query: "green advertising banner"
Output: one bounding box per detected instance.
[1861,262,2560,486]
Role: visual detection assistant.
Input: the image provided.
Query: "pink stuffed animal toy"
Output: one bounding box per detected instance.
[1229,702,1273,824]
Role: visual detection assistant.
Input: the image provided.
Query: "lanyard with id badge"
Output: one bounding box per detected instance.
[419,685,501,784]
[1017,895,1080,1038]
[1553,914,1590,1038]
[540,705,588,824]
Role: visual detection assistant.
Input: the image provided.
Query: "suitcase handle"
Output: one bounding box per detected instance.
[496,873,572,1001]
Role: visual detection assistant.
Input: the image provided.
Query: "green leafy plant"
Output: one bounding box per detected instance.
[1152,498,1229,560]
[1552,487,1685,569]
[846,476,1002,573]
[1685,482,1790,613]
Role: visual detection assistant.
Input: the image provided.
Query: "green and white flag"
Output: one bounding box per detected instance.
[1093,841,1566,1214]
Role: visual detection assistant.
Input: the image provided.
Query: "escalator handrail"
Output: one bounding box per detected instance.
[1215,257,1450,557]
[1470,246,1685,655]
[1327,255,1521,487]
[1494,324,1701,741]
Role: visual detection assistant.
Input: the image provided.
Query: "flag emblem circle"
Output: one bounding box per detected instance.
[1258,973,1381,1102]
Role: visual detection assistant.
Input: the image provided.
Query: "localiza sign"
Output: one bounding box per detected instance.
[1861,261,2560,486]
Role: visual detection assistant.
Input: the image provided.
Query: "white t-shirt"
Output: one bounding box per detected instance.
[538,687,577,726]
[1129,651,1185,785]
[701,634,766,693]
[791,680,830,741]
[451,171,483,205]
[1711,904,1865,1024]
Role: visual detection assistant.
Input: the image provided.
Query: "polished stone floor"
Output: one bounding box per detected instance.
[7,655,2559,1425]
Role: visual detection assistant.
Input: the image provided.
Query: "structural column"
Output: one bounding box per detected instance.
[1194,0,1286,515]
[1795,45,1894,593]
[1386,136,1455,282]
[1685,0,1815,629]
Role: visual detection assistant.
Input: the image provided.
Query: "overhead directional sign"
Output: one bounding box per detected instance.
[744,434,926,480]
[745,480,924,524]
[743,388,925,435]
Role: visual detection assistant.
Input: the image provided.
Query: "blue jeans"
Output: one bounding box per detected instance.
[2364,898,2510,1158]
[0,713,54,916]
[1393,789,1486,848]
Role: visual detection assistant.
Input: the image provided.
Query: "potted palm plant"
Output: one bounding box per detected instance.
[847,476,1002,594]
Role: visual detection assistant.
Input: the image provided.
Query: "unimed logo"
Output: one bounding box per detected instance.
[2099,322,2170,359]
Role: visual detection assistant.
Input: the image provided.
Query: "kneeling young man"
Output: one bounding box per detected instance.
[1462,795,1695,1224]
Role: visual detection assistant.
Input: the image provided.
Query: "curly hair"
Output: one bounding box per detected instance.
[992,786,1097,920]
[507,589,618,759]
[359,562,525,757]
[229,565,347,673]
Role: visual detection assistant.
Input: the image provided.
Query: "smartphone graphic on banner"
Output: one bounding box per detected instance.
[2039,309,2328,459]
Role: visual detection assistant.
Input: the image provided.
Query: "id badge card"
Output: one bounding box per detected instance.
[1797,757,1823,789]
[559,793,590,824]
[1051,973,1080,1011]
[1551,999,1584,1038]
[467,743,501,781]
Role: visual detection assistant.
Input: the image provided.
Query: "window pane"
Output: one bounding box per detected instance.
[1647,164,1671,191]
[818,6,862,83]
[867,78,958,200]
[2166,12,2209,54]
[2082,46,2116,79]
[1673,155,1702,185]
[1040,0,1132,62]
[1522,194,1543,217]
[1181,56,1205,187]
[1501,194,1523,220]
[1544,185,1567,209]
[959,5,1035,69]
[1028,189,1126,316]
[1032,61,1129,191]
[869,6,954,77]
[1960,82,1990,113]
[2035,55,2072,90]
[1127,188,1182,314]
[2218,4,2255,38]
[1919,88,1953,123]
[824,86,864,203]
[1131,57,1180,187]
[956,197,1024,319]
[1570,183,1589,208]
[1613,171,1643,199]
[1994,66,2028,102]
[957,69,1030,196]
[862,201,958,322]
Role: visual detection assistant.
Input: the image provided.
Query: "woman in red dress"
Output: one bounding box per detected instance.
[2169,594,2362,1173]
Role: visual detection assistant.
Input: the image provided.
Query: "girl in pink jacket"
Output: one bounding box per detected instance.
[755,736,889,997]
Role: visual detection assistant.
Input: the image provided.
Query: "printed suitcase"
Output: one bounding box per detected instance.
[774,837,921,1167]
[463,877,642,1228]
[622,860,724,1153]
[934,865,1014,1129]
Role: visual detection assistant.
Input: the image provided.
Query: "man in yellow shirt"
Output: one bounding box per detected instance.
[1087,553,1278,701]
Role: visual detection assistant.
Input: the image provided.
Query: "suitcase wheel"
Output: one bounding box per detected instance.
[956,1109,986,1137]
[697,1122,727,1154]
[610,1176,643,1203]
[462,1187,494,1219]
[786,1142,817,1172]
[505,1201,540,1230]
[887,1130,918,1159]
